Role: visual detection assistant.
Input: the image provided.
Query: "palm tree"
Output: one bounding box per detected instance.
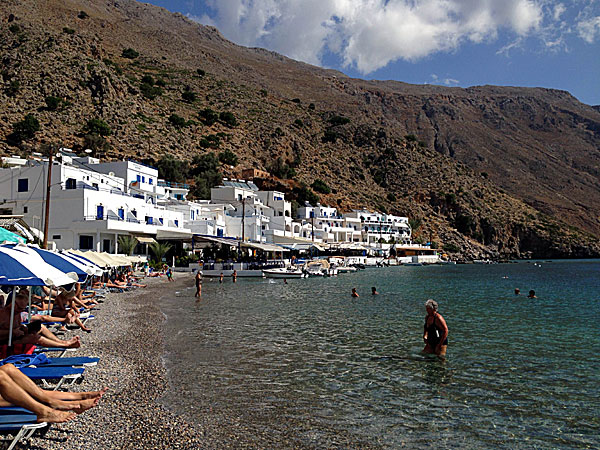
[148,241,172,264]
[117,235,138,255]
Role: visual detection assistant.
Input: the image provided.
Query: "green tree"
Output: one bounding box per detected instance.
[181,90,196,103]
[268,157,296,179]
[188,153,222,199]
[311,179,331,194]
[328,115,350,126]
[157,155,189,182]
[118,235,138,255]
[85,118,112,136]
[218,149,238,166]
[10,114,40,142]
[139,83,162,100]
[141,75,155,85]
[198,108,218,126]
[45,96,62,111]
[149,241,172,263]
[219,111,238,127]
[168,114,188,128]
[293,185,319,206]
[122,48,139,59]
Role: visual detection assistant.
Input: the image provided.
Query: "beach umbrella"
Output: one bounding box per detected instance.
[5,244,90,283]
[61,251,104,276]
[0,227,26,244]
[0,245,78,346]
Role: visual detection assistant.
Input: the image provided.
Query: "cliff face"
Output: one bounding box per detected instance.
[1,0,599,258]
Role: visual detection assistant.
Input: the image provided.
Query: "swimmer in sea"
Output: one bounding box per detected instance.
[351,288,359,298]
[527,290,537,299]
[422,299,448,357]
[514,288,521,295]
[371,287,378,295]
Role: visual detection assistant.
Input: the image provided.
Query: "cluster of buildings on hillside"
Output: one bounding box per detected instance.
[0,151,435,260]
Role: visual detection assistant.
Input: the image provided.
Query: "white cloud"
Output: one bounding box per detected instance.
[553,3,566,21]
[190,0,563,74]
[577,16,600,43]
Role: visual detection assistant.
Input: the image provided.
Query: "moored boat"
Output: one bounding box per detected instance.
[263,267,304,278]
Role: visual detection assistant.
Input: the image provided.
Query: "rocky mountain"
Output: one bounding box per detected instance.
[1,0,599,259]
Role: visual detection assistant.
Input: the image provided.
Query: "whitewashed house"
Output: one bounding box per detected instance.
[0,155,190,252]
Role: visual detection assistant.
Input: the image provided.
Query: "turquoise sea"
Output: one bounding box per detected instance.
[160,260,599,448]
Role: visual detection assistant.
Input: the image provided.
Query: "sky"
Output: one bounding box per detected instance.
[143,1,600,106]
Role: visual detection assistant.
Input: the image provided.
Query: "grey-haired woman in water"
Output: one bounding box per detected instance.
[423,299,448,357]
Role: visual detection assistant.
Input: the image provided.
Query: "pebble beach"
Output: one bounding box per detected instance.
[28,274,210,450]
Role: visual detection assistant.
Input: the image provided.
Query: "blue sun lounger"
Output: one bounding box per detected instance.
[0,409,47,450]
[19,366,85,390]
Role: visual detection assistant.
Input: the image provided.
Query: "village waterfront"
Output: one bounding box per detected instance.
[160,260,599,449]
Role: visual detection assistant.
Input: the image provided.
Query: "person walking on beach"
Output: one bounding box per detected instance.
[165,266,174,282]
[195,270,203,298]
[422,299,448,357]
[351,288,359,298]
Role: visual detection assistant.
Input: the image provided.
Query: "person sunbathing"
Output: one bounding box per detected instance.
[0,293,82,347]
[50,290,92,332]
[0,363,107,423]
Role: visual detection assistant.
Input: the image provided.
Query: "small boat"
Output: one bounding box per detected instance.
[337,265,357,273]
[304,259,330,277]
[263,267,305,278]
[263,266,304,278]
[404,262,423,266]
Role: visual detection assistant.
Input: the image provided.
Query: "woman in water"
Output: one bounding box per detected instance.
[422,299,448,357]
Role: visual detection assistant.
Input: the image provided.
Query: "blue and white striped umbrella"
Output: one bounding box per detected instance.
[7,244,91,283]
[0,245,78,346]
[0,246,77,287]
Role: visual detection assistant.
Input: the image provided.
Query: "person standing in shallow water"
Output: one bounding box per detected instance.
[232,270,237,283]
[351,288,359,298]
[195,270,203,298]
[422,299,448,357]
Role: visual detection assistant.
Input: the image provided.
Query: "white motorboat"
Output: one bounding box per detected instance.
[263,267,305,278]
[336,265,357,273]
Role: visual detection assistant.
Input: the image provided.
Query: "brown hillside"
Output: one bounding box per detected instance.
[1,0,599,258]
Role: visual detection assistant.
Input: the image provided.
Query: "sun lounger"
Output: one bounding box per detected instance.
[20,366,84,390]
[32,347,77,358]
[1,353,98,368]
[0,409,48,450]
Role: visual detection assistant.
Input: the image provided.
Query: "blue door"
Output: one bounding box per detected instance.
[96,205,104,220]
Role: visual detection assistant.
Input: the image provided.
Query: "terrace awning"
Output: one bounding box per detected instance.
[241,242,290,252]
[134,236,157,244]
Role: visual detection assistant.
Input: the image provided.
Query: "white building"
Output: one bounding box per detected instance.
[296,203,361,243]
[0,155,190,252]
[343,210,411,244]
[210,181,272,242]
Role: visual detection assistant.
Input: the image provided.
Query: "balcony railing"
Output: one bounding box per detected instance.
[158,181,190,189]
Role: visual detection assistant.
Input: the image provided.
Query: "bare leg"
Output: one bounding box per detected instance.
[0,365,103,412]
[0,367,75,423]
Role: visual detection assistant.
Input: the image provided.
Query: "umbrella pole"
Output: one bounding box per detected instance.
[47,285,53,316]
[27,288,32,323]
[8,289,16,347]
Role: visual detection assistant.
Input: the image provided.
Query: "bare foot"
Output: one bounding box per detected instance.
[37,409,76,424]
[78,387,108,400]
[72,397,100,413]
[67,337,81,348]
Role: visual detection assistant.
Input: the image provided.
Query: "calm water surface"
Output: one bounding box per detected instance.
[160,261,600,448]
